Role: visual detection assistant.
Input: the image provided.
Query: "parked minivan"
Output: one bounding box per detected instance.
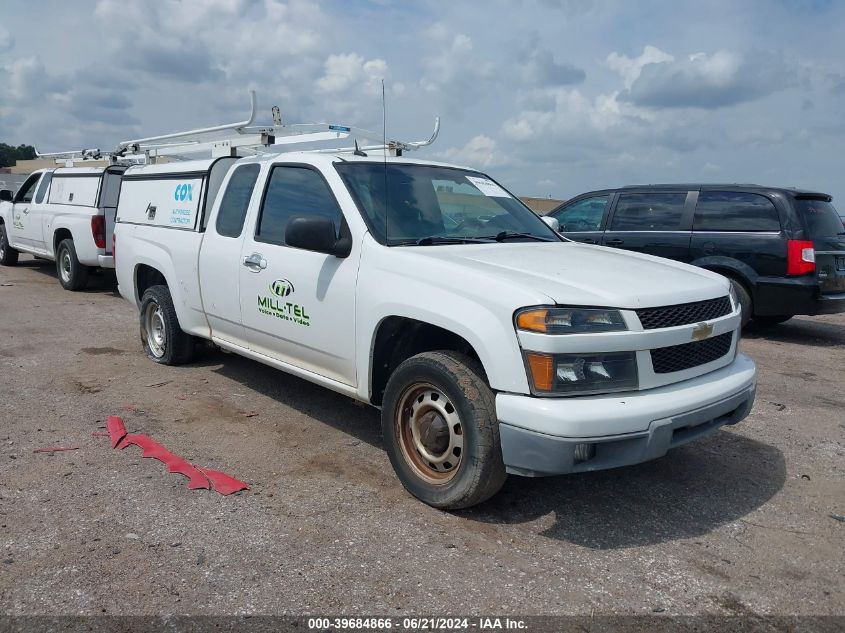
[547,185,845,326]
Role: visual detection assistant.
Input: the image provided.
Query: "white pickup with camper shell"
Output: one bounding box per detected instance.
[113,144,757,509]
[0,165,125,290]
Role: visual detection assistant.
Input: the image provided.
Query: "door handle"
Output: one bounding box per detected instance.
[605,239,624,246]
[582,238,597,244]
[243,253,267,272]
[22,207,29,214]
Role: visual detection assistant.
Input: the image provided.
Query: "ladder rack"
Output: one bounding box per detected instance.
[114,91,440,161]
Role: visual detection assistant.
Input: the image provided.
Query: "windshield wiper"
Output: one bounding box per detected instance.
[414,236,494,246]
[481,231,556,242]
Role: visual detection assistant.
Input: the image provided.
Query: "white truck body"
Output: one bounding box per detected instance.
[114,151,756,506]
[0,166,126,286]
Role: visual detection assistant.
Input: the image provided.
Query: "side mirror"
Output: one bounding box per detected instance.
[285,215,351,258]
[541,215,560,232]
[0,190,12,202]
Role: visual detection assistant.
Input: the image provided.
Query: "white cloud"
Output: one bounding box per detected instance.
[606,45,674,89]
[316,53,389,97]
[0,26,13,53]
[435,135,500,169]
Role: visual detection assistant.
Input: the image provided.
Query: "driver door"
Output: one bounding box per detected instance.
[10,173,46,251]
[238,164,360,386]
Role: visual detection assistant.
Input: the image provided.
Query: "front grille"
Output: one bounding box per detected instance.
[636,296,732,330]
[650,332,733,374]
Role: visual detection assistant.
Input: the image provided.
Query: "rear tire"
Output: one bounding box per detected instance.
[56,238,89,291]
[139,284,195,365]
[753,315,793,326]
[381,350,506,510]
[0,224,18,266]
[728,278,752,328]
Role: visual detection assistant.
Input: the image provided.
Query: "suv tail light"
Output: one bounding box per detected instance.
[786,239,815,275]
[91,215,106,249]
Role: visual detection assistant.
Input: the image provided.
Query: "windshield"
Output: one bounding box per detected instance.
[334,163,560,245]
[794,198,845,238]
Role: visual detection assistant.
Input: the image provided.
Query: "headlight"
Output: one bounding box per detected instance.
[524,351,638,395]
[516,307,627,334]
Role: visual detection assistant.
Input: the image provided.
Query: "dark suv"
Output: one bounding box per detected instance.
[547,185,845,325]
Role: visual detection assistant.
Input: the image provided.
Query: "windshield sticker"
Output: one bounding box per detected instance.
[465,176,510,198]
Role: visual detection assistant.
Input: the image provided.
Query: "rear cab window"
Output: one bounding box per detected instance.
[610,192,687,231]
[794,198,844,238]
[694,192,781,232]
[216,164,261,238]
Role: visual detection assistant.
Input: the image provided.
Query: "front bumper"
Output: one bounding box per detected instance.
[496,353,756,476]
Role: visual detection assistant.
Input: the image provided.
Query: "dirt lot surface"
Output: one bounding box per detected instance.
[0,255,843,617]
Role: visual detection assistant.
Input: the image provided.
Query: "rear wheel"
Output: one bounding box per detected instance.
[0,224,18,266]
[728,278,752,328]
[753,315,793,326]
[139,284,195,365]
[381,351,506,510]
[56,238,89,291]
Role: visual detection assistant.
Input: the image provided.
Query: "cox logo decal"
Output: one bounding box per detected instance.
[270,279,294,297]
[174,183,193,202]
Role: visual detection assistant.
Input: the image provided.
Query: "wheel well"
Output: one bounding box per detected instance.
[135,264,168,300]
[53,228,72,253]
[370,316,483,406]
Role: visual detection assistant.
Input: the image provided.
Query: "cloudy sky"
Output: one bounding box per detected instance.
[1,0,844,203]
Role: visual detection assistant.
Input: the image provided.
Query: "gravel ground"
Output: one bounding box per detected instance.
[0,255,842,617]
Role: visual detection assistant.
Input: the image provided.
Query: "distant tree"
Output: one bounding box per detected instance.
[0,143,37,168]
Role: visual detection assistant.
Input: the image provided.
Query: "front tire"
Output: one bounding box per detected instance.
[381,351,506,510]
[139,284,195,365]
[0,224,19,266]
[56,238,89,291]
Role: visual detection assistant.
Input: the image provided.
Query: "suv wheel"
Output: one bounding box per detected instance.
[753,315,792,326]
[56,238,90,291]
[381,350,506,509]
[729,279,752,328]
[139,284,195,365]
[0,224,18,266]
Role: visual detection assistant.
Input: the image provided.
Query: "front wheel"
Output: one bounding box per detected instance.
[139,284,195,365]
[56,239,89,291]
[0,224,19,266]
[381,351,506,510]
[729,279,752,328]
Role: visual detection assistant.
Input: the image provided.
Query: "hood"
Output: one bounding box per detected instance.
[404,241,729,309]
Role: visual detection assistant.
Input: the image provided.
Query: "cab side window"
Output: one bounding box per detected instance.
[256,166,342,246]
[610,192,687,231]
[551,195,608,232]
[693,192,781,232]
[34,173,53,204]
[215,164,260,238]
[14,174,41,203]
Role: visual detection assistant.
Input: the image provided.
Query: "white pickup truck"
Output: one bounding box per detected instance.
[113,152,757,509]
[0,166,124,290]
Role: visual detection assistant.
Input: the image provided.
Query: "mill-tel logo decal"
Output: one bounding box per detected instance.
[258,279,310,327]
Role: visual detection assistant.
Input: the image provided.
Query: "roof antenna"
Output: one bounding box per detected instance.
[354,139,367,157]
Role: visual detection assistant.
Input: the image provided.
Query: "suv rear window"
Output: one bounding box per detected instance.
[794,198,844,238]
[610,192,687,231]
[694,191,781,232]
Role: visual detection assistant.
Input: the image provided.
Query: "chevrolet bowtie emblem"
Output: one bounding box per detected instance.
[691,322,714,341]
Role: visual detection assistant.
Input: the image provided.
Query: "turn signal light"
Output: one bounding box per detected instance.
[525,352,554,392]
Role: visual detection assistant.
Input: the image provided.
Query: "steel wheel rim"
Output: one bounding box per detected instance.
[395,382,464,485]
[60,250,72,283]
[143,302,167,358]
[0,231,5,258]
